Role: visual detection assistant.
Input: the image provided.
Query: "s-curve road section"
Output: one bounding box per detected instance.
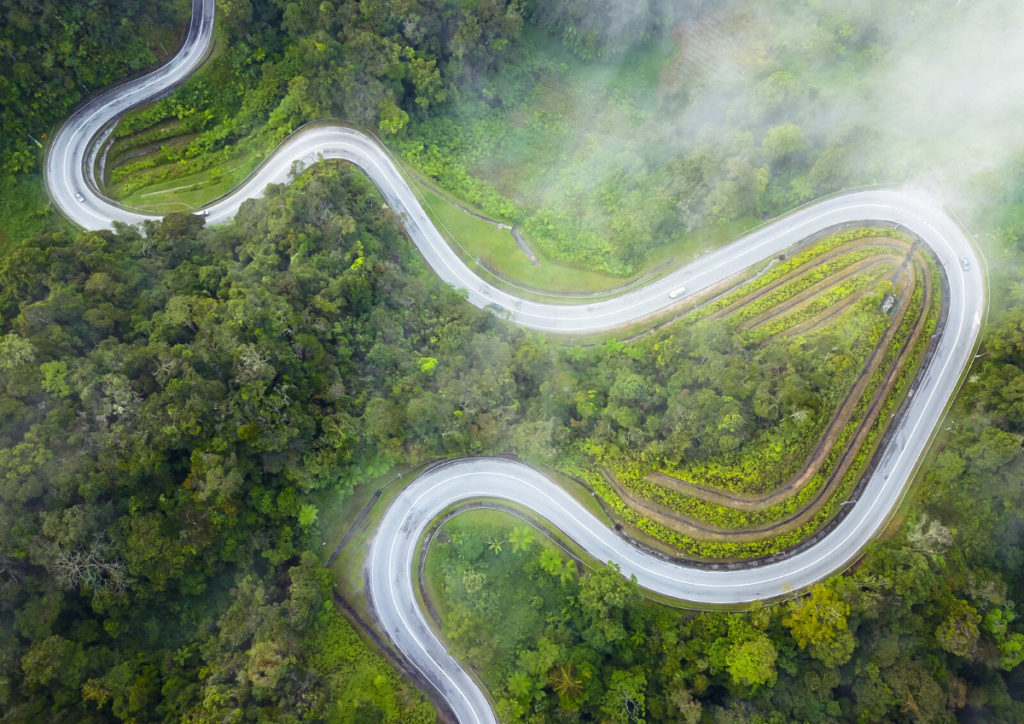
[44,1,985,722]
[44,0,215,231]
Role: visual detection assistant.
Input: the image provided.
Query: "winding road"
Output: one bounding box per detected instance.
[44,1,986,721]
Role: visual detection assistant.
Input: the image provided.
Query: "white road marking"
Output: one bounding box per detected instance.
[44,1,985,720]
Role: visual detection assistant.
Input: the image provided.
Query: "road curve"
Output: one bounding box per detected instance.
[44,1,985,722]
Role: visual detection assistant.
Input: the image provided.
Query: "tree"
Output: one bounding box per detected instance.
[725,632,777,688]
[762,123,806,164]
[509,526,535,554]
[297,503,318,528]
[601,668,646,724]
[783,582,856,667]
[549,662,586,711]
[966,427,1021,471]
[935,599,981,658]
[538,548,563,577]
[577,564,639,651]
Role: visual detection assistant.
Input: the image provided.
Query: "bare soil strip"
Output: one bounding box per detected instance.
[742,255,902,331]
[788,266,910,340]
[705,237,913,322]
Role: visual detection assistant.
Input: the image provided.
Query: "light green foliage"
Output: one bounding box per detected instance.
[725,632,778,689]
[0,167,506,720]
[601,668,647,724]
[424,511,574,689]
[39,360,71,398]
[102,0,526,211]
[572,240,941,560]
[762,123,807,163]
[379,102,410,135]
[297,503,319,528]
[509,526,535,553]
[784,582,856,667]
[11,2,1024,722]
[418,356,438,373]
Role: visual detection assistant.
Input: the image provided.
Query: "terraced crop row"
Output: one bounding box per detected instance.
[578,230,941,560]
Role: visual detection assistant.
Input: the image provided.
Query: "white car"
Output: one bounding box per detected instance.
[74,191,85,203]
[959,256,971,271]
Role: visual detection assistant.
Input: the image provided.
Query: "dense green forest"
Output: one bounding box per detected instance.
[5,0,1024,722]
[0,167,456,720]
[5,159,1024,719]
[0,0,187,176]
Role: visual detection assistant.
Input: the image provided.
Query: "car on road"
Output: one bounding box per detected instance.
[960,256,971,271]
[668,285,688,299]
[74,191,85,203]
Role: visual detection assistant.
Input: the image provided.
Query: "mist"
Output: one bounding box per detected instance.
[758,0,1024,199]
[569,0,1024,185]
[459,0,1024,273]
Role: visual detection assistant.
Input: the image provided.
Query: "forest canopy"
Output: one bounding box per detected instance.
[5,0,1024,722]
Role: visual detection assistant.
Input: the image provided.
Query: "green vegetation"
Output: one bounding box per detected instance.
[424,506,1024,722]
[1,154,970,720]
[9,0,1024,723]
[0,166,493,720]
[94,0,952,286]
[422,509,579,684]
[577,238,942,561]
[99,9,292,209]
[97,0,525,216]
[410,176,630,294]
[398,23,764,276]
[0,0,187,179]
[0,0,188,246]
[114,147,266,213]
[663,295,893,495]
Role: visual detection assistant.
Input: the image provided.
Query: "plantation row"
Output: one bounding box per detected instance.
[659,239,918,496]
[746,260,899,337]
[573,237,941,560]
[724,248,903,328]
[689,227,914,324]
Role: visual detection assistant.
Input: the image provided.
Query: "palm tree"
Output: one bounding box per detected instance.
[509,526,535,553]
[550,663,583,703]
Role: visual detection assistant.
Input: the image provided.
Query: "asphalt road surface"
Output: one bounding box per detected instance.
[44,1,986,721]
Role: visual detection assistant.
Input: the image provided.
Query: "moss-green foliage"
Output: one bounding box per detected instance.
[311,599,436,723]
[0,1,188,242]
[104,4,302,202]
[397,0,932,278]
[0,174,69,256]
[429,518,1024,723]
[14,2,1024,721]
[689,228,914,324]
[579,258,940,558]
[0,152,957,719]
[430,250,1024,724]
